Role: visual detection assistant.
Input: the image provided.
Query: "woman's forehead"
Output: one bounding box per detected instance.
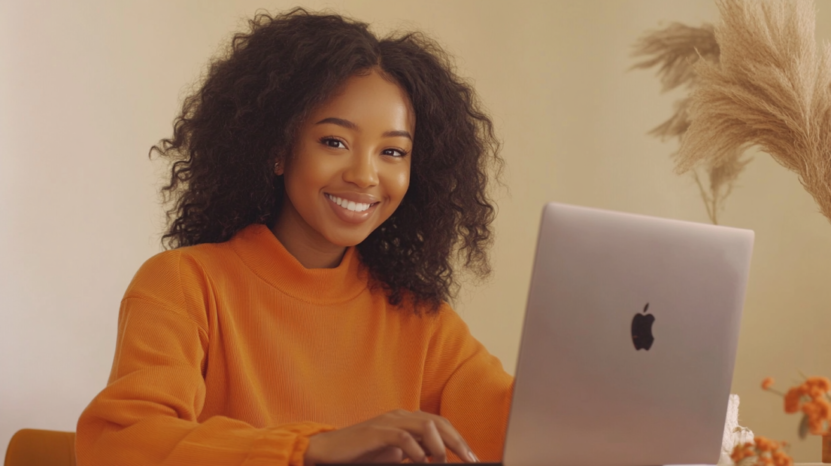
[308,71,415,134]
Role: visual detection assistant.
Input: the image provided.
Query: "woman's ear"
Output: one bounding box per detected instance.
[274,159,285,176]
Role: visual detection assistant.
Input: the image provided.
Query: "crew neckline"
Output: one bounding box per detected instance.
[230,224,369,305]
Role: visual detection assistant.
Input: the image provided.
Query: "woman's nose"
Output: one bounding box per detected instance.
[343,150,379,188]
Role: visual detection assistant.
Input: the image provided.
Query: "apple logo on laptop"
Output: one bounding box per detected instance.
[631,303,655,350]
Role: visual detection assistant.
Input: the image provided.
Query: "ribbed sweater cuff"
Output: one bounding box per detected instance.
[243,422,336,466]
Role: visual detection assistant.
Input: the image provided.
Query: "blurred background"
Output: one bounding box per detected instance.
[2,0,831,461]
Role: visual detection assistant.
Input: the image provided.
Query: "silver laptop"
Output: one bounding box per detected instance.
[503,203,754,466]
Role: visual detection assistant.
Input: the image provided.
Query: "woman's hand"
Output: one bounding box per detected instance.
[303,409,480,465]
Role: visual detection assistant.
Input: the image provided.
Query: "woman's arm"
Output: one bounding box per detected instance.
[420,306,515,463]
[75,251,334,466]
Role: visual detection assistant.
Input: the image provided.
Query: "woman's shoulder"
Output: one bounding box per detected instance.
[429,303,475,338]
[393,295,468,336]
[135,240,235,278]
[125,238,240,302]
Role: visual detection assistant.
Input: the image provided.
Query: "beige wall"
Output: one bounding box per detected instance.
[2,0,830,462]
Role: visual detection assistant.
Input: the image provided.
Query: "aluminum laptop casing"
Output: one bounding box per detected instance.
[503,203,754,466]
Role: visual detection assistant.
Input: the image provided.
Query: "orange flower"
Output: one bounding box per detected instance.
[808,419,825,435]
[730,437,794,466]
[797,377,831,400]
[763,374,831,443]
[759,436,781,452]
[802,398,831,435]
[805,376,831,392]
[802,403,828,435]
[803,384,826,399]
[784,387,804,413]
[772,450,791,466]
[813,398,831,419]
[810,387,826,399]
[732,442,756,463]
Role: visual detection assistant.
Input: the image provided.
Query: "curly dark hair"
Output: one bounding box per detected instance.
[151,8,503,313]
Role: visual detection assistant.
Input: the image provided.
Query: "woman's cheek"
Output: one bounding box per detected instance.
[390,164,411,200]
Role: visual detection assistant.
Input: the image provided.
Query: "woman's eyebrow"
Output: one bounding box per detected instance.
[315,117,412,141]
[382,130,413,141]
[316,117,357,129]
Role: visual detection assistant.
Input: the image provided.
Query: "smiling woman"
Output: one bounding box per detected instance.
[150,8,502,313]
[273,70,414,269]
[73,7,512,466]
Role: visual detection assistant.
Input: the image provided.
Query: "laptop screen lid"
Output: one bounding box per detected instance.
[503,203,754,466]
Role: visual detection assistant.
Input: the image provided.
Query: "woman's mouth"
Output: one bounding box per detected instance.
[326,193,374,212]
[325,193,380,224]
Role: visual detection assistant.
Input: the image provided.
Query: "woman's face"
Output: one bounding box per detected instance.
[276,69,414,250]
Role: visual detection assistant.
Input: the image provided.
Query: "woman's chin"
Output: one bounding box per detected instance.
[322,228,374,249]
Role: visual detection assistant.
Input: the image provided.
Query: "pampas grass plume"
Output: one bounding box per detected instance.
[633,21,750,224]
[677,0,831,222]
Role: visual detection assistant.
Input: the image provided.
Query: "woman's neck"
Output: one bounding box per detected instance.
[270,204,347,269]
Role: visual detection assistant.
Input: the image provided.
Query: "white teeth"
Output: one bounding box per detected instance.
[327,194,372,212]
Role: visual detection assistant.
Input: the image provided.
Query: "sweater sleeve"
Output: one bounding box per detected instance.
[75,250,334,466]
[420,305,515,463]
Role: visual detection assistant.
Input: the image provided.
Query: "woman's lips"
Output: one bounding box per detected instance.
[325,193,379,224]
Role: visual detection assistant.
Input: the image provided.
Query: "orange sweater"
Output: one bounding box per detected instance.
[76,224,514,466]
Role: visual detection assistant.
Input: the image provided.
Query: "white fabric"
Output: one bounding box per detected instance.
[717,394,755,466]
[670,394,754,466]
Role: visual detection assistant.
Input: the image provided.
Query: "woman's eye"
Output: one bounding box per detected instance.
[321,138,345,149]
[382,148,408,157]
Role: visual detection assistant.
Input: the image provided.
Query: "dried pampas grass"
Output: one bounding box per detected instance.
[632,23,719,94]
[678,0,831,223]
[633,22,751,224]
